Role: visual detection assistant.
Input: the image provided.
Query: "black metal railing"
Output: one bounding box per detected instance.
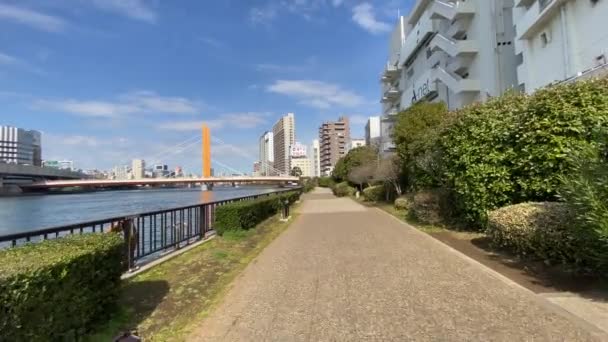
[0,188,299,269]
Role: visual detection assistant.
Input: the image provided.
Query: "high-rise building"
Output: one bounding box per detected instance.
[258,131,274,176]
[513,0,608,93]
[319,116,350,176]
[272,113,295,176]
[112,165,129,180]
[0,126,41,166]
[311,139,321,177]
[132,159,145,179]
[365,117,382,148]
[253,161,261,176]
[348,138,366,151]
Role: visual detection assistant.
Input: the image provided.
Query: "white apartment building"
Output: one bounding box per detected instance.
[365,117,382,148]
[272,113,295,176]
[132,159,145,179]
[258,131,274,176]
[513,0,608,92]
[348,138,366,151]
[311,139,321,177]
[381,0,518,114]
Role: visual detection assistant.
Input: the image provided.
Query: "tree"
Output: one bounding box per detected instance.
[290,166,303,177]
[348,164,376,191]
[392,102,448,189]
[332,146,378,182]
[374,155,403,200]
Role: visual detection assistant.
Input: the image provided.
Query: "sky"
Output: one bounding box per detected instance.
[0,0,413,175]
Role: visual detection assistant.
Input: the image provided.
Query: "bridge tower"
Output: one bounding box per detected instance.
[202,124,211,178]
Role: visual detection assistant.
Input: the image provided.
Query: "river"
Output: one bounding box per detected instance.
[0,186,282,236]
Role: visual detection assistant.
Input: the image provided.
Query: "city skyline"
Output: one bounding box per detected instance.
[0,1,413,171]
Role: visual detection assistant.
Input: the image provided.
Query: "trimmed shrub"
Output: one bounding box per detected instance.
[214,191,300,235]
[441,79,608,226]
[409,189,453,225]
[394,196,411,211]
[486,202,606,271]
[0,233,124,340]
[363,185,385,202]
[318,177,335,188]
[332,181,356,197]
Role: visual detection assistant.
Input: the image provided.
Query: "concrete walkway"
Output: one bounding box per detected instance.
[189,188,606,341]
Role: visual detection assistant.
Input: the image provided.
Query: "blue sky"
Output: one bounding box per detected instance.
[0,0,412,174]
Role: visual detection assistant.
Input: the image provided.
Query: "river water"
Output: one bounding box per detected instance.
[0,186,281,236]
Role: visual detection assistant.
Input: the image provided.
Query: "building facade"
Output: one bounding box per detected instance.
[272,113,295,176]
[132,159,145,179]
[0,126,42,166]
[365,117,382,148]
[348,138,366,151]
[514,0,608,92]
[311,139,321,177]
[380,0,519,151]
[258,131,274,176]
[319,116,350,176]
[290,157,313,178]
[42,160,74,171]
[290,142,308,159]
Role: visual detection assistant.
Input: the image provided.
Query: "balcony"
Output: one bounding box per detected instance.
[381,62,401,82]
[516,0,564,40]
[384,107,399,116]
[516,0,535,7]
[432,66,480,93]
[381,86,402,104]
[429,33,478,58]
[428,0,476,21]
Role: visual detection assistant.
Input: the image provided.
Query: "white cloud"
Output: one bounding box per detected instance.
[158,112,270,131]
[0,3,66,32]
[199,36,224,48]
[267,80,365,109]
[33,91,202,118]
[352,3,391,34]
[90,0,157,23]
[249,6,278,25]
[349,114,369,125]
[0,51,46,74]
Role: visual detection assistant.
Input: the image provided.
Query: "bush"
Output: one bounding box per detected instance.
[214,191,300,235]
[487,202,605,271]
[318,177,335,188]
[409,189,453,225]
[441,79,608,226]
[394,196,411,211]
[363,185,385,202]
[0,233,124,340]
[332,181,356,197]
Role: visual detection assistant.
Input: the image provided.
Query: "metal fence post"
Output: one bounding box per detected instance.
[123,218,136,272]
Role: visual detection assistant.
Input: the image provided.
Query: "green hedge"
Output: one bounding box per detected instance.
[0,233,124,340]
[363,185,385,202]
[409,189,453,225]
[318,177,335,188]
[214,191,300,235]
[487,202,605,271]
[332,181,355,197]
[440,79,608,225]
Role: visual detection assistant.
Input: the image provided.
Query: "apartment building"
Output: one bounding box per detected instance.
[348,138,366,151]
[0,126,42,166]
[365,117,382,148]
[311,139,321,177]
[513,0,608,92]
[131,159,145,179]
[272,113,295,176]
[258,131,274,176]
[381,0,518,111]
[319,117,350,176]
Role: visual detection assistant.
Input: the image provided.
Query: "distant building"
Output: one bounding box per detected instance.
[348,138,366,151]
[290,142,307,159]
[365,117,382,148]
[43,160,74,171]
[290,157,313,178]
[272,113,295,176]
[253,161,261,176]
[0,126,41,166]
[174,166,183,178]
[132,159,145,179]
[258,131,274,176]
[513,0,608,92]
[112,165,129,180]
[153,164,169,178]
[319,116,350,176]
[311,139,321,177]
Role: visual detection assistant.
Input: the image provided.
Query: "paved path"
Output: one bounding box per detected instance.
[189,188,605,341]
